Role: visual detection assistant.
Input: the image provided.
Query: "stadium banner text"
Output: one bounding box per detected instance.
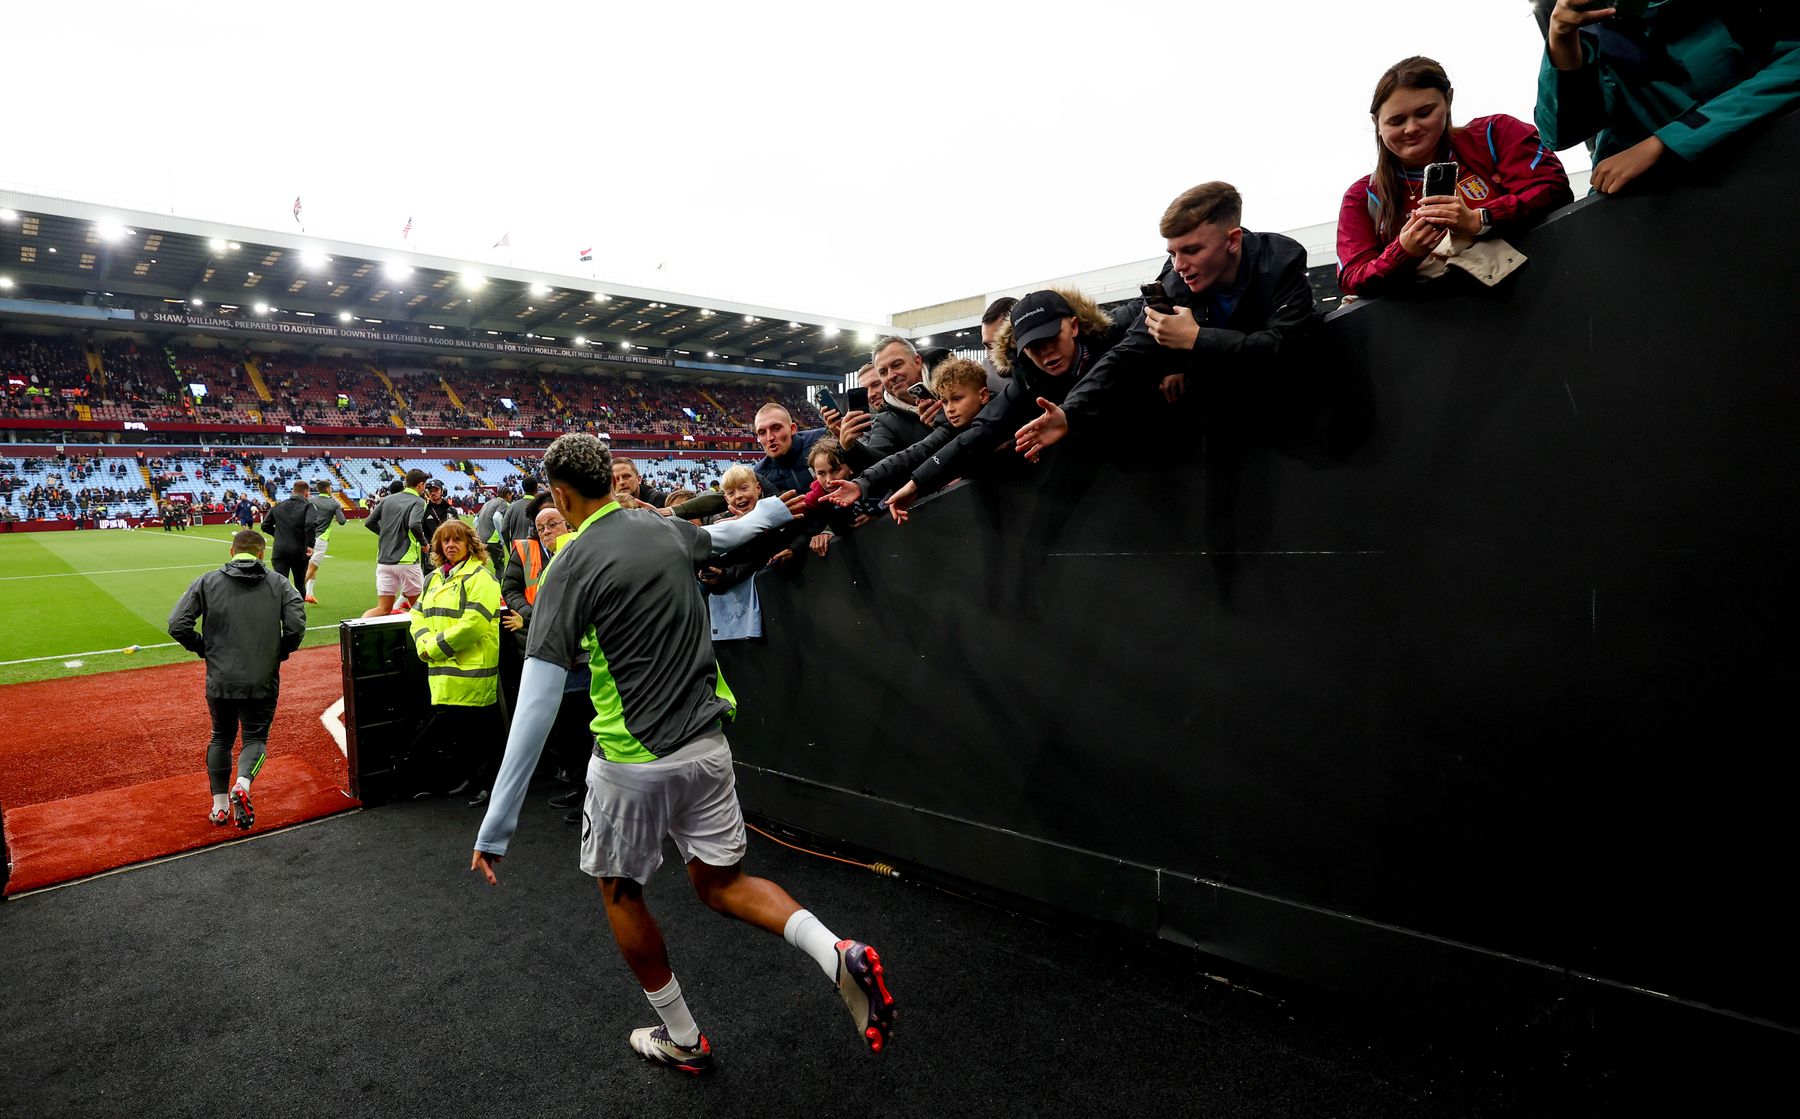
[0,416,749,445]
[130,311,675,366]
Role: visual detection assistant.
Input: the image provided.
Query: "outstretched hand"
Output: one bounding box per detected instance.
[1014,398,1068,462]
[471,849,503,886]
[885,481,919,525]
[778,490,806,517]
[826,478,864,507]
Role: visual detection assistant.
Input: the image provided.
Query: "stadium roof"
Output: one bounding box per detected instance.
[0,189,890,381]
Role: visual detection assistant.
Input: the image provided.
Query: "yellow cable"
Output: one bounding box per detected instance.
[746,821,899,878]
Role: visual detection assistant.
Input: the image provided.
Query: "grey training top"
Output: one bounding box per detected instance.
[364,487,427,564]
[526,500,790,761]
[475,496,507,544]
[306,493,347,539]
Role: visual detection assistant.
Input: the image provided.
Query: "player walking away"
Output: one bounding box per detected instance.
[362,471,428,617]
[470,434,896,1073]
[262,481,317,593]
[303,479,348,604]
[167,530,306,829]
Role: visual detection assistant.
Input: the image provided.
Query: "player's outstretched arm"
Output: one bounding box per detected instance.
[699,495,796,556]
[471,655,570,883]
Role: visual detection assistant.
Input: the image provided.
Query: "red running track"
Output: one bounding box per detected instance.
[0,646,359,895]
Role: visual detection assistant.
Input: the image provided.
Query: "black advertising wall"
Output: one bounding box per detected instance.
[719,112,1800,1049]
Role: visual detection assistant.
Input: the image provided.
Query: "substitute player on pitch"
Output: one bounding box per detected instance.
[470,433,896,1073]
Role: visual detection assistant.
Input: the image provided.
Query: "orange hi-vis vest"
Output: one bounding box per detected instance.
[510,538,546,604]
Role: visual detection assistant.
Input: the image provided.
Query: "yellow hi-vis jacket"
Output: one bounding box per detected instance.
[407,555,502,707]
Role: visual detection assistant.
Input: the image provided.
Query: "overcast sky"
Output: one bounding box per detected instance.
[8,1,1581,323]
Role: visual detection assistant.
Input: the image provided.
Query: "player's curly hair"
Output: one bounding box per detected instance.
[542,433,614,499]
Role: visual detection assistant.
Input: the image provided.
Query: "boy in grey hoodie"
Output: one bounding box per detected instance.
[168,530,307,829]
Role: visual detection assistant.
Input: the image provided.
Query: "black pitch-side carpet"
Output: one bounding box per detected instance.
[0,785,1720,1118]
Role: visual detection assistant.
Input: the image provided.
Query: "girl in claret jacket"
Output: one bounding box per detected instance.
[1337,56,1573,297]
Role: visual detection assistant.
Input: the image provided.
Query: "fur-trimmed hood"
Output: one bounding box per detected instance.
[988,287,1115,374]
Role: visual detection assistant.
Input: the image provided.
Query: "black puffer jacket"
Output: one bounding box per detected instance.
[167,556,306,699]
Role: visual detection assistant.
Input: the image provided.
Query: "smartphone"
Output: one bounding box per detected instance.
[1139,280,1174,315]
[816,388,840,413]
[1422,161,1459,199]
[907,382,936,403]
[845,387,870,413]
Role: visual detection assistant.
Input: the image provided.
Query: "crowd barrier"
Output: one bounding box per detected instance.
[717,111,1800,1055]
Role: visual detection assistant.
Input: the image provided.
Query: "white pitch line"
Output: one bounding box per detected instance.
[128,530,244,545]
[0,623,341,668]
[0,563,216,582]
[321,696,348,757]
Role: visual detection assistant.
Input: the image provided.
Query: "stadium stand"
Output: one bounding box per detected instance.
[6,325,823,447]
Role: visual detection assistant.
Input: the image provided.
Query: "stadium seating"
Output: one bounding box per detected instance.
[0,453,156,519]
[5,328,823,442]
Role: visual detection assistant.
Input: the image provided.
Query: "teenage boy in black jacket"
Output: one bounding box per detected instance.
[1016,181,1319,461]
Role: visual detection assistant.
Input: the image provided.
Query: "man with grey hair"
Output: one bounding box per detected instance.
[839,335,943,472]
[470,433,896,1073]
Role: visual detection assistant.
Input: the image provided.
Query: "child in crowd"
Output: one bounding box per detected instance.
[700,465,767,639]
[827,357,990,521]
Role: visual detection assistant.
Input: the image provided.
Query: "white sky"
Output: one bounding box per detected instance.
[8,1,1582,323]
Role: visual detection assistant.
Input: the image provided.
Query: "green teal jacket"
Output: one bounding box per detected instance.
[1536,4,1800,164]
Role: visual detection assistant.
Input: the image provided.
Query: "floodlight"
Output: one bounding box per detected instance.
[338,311,352,323]
[461,274,486,290]
[0,209,17,222]
[253,301,269,315]
[208,238,228,253]
[190,297,204,307]
[918,336,933,346]
[0,276,13,289]
[383,261,413,281]
[530,284,551,298]
[300,249,330,271]
[575,336,586,346]
[822,325,839,338]
[620,341,632,351]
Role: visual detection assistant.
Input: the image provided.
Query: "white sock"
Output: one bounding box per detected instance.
[645,976,701,1047]
[234,776,252,793]
[305,579,315,597]
[212,793,229,812]
[783,909,842,981]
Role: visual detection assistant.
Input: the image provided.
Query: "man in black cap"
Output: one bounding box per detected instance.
[880,286,1131,521]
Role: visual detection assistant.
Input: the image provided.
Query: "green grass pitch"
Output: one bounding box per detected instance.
[0,519,446,687]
